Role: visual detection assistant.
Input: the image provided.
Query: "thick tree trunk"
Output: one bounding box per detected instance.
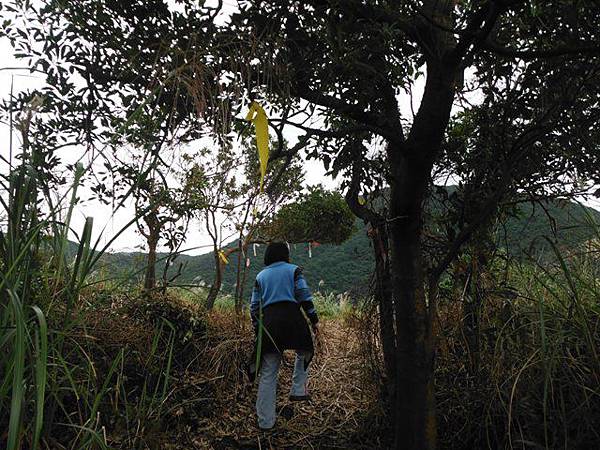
[384,60,456,450]
[206,251,223,310]
[388,166,436,450]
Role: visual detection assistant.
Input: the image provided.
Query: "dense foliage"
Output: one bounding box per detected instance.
[2,0,600,449]
[263,186,356,245]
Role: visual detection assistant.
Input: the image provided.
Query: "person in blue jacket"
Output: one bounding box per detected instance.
[249,242,319,431]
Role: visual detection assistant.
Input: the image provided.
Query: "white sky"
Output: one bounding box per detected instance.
[0,36,336,255]
[1,17,598,256]
[0,0,422,256]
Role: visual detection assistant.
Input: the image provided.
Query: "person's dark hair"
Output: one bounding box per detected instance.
[264,242,290,266]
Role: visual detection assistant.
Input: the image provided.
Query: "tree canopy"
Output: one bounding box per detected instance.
[2,1,600,449]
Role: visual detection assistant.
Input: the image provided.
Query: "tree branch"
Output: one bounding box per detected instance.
[344,141,385,226]
[481,40,600,60]
[429,110,560,281]
[290,84,401,144]
[450,2,504,63]
[270,117,375,140]
[265,135,309,196]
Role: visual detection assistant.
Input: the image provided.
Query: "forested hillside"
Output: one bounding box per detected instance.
[98,199,600,294]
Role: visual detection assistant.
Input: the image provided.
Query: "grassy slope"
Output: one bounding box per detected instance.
[95,199,600,294]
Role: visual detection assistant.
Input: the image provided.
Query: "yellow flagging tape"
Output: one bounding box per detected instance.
[245,101,269,192]
[358,195,366,205]
[218,250,229,265]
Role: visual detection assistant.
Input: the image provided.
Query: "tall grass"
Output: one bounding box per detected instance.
[0,155,113,448]
[495,260,599,449]
[436,206,600,449]
[0,156,187,449]
[1,161,49,449]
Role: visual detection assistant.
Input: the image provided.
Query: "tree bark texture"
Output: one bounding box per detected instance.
[371,224,397,401]
[386,63,456,449]
[388,161,436,450]
[205,250,223,310]
[143,212,160,292]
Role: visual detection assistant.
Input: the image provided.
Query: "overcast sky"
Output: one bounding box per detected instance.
[0,35,338,255]
[1,20,598,257]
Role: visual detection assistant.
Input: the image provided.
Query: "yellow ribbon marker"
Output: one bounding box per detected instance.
[218,250,229,265]
[245,101,269,192]
[358,195,366,205]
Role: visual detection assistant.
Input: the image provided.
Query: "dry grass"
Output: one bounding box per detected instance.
[184,311,384,450]
[53,284,599,450]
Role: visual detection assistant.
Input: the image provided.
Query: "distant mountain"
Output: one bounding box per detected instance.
[92,199,600,295]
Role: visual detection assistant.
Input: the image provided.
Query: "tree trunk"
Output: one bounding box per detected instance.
[463,231,492,375]
[144,232,159,292]
[237,255,250,315]
[206,250,223,310]
[344,185,397,414]
[388,174,436,450]
[143,211,161,292]
[384,59,456,449]
[371,224,397,402]
[234,240,244,314]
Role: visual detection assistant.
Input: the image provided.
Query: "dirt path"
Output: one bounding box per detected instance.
[185,320,383,449]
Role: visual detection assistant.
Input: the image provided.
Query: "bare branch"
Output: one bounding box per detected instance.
[290,84,401,144]
[270,117,376,140]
